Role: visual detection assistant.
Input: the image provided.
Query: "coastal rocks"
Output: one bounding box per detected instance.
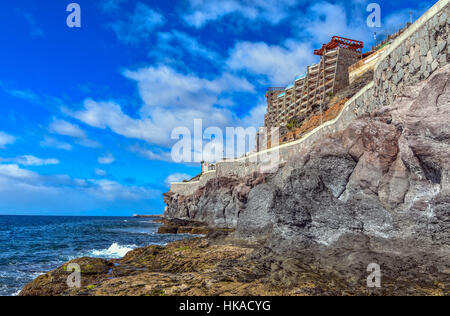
[19,235,448,296]
[156,218,211,235]
[162,64,450,292]
[19,257,112,296]
[19,237,270,296]
[164,173,268,228]
[20,59,450,297]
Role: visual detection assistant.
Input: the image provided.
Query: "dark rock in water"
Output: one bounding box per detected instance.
[157,218,236,236]
[132,214,162,218]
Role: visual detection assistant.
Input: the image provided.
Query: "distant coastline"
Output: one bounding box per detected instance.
[132,214,163,218]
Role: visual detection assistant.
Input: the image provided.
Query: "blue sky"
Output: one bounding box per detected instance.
[0,0,436,216]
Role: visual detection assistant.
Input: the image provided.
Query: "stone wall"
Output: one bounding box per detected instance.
[334,48,362,92]
[169,0,449,195]
[349,45,389,84]
[373,0,449,107]
[215,83,374,178]
[215,0,449,179]
[170,170,216,195]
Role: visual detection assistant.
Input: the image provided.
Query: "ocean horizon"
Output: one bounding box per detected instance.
[0,215,191,296]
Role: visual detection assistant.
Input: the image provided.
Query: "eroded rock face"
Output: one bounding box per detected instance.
[164,173,268,228]
[164,65,450,270]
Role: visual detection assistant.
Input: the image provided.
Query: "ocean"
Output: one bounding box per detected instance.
[0,215,193,296]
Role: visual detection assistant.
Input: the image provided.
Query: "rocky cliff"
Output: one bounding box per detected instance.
[164,65,450,291]
[20,59,449,298]
[19,41,449,298]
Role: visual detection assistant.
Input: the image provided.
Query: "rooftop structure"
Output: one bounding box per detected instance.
[314,36,364,56]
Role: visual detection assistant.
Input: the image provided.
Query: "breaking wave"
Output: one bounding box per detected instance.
[90,243,137,258]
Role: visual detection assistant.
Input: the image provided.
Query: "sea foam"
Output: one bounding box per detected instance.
[90,243,136,258]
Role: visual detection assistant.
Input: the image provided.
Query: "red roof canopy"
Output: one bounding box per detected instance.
[314,36,364,56]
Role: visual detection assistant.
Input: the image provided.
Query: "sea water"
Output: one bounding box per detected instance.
[0,215,192,296]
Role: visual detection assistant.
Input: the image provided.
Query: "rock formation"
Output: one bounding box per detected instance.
[20,62,449,298]
[164,65,450,292]
[20,19,450,295]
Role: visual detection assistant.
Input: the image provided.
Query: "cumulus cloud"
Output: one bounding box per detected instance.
[98,153,115,165]
[153,30,221,62]
[0,131,16,149]
[67,65,254,148]
[129,145,172,162]
[40,136,73,151]
[67,99,169,145]
[0,163,160,212]
[0,155,59,166]
[123,65,254,112]
[49,119,86,138]
[238,100,266,128]
[182,0,302,28]
[296,2,370,45]
[48,119,101,149]
[227,40,315,84]
[107,2,165,44]
[0,164,37,180]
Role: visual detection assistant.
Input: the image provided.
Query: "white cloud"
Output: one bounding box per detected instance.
[0,155,59,166]
[123,65,254,112]
[49,119,86,138]
[67,65,254,148]
[108,2,165,44]
[98,153,115,165]
[0,164,38,180]
[0,132,16,149]
[48,119,101,149]
[154,30,220,62]
[87,179,157,201]
[129,145,172,162]
[40,136,73,151]
[95,168,107,176]
[68,99,169,145]
[227,40,315,84]
[0,163,160,212]
[296,2,370,45]
[238,100,266,128]
[165,173,192,186]
[182,0,302,28]
[75,138,102,149]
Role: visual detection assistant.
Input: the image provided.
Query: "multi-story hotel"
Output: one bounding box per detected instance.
[264,36,364,129]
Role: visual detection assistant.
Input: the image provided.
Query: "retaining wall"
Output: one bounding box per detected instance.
[170,170,216,196]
